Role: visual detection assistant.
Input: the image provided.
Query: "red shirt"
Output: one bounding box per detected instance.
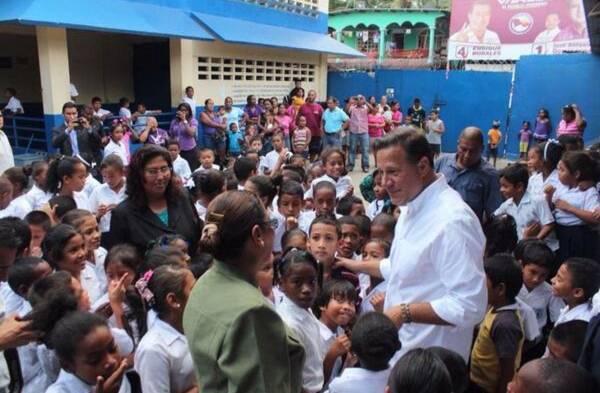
[298,102,324,137]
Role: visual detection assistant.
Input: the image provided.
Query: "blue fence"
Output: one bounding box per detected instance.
[328,53,600,157]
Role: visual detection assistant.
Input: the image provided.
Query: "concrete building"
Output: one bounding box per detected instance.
[0,0,360,153]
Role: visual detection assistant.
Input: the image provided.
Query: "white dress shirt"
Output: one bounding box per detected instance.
[46,369,130,393]
[89,182,126,233]
[5,96,23,114]
[93,108,112,119]
[0,194,32,219]
[0,130,14,175]
[366,199,385,220]
[172,155,192,182]
[326,367,391,393]
[80,263,105,305]
[26,184,51,210]
[517,282,564,329]
[384,175,487,363]
[317,320,343,387]
[262,150,281,174]
[273,209,313,252]
[515,297,541,341]
[552,186,600,226]
[359,280,387,315]
[134,318,196,393]
[555,301,597,326]
[73,191,92,212]
[276,294,324,393]
[104,139,129,166]
[305,174,353,200]
[193,164,219,173]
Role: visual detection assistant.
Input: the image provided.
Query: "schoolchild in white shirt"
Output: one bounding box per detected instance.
[25,161,52,210]
[527,142,564,198]
[545,151,600,262]
[276,250,324,393]
[46,156,91,211]
[300,181,343,234]
[359,239,390,315]
[103,122,130,166]
[551,258,600,327]
[313,279,357,386]
[134,264,198,393]
[190,169,225,221]
[167,139,192,183]
[89,155,126,245]
[496,164,558,250]
[274,180,312,253]
[0,167,32,219]
[366,169,389,219]
[262,132,288,176]
[326,312,400,393]
[305,149,353,201]
[194,148,220,173]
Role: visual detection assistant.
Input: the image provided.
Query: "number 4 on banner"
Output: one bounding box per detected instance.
[456,46,469,60]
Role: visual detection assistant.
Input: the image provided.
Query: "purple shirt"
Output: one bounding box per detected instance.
[533,119,551,140]
[519,129,531,143]
[146,128,169,146]
[202,112,222,136]
[169,118,198,151]
[244,105,263,121]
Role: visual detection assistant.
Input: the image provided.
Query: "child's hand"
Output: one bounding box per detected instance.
[523,222,541,239]
[108,273,128,306]
[543,184,555,197]
[95,358,129,393]
[285,216,298,231]
[346,185,354,196]
[554,199,572,212]
[97,204,110,218]
[330,334,351,357]
[370,292,386,313]
[593,208,600,221]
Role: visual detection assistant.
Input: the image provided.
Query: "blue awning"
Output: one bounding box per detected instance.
[192,12,364,57]
[0,0,213,41]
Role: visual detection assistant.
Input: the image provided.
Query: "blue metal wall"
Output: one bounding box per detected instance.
[509,54,600,150]
[328,69,512,153]
[328,54,600,156]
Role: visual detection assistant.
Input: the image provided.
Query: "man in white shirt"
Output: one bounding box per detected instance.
[182,86,196,119]
[450,0,501,44]
[336,129,487,362]
[3,88,23,115]
[0,114,14,175]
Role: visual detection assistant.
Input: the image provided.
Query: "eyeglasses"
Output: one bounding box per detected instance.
[144,166,171,176]
[262,218,279,230]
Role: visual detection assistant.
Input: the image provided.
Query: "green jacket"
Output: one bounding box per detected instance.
[183,260,305,393]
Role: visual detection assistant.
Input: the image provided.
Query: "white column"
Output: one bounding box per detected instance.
[36,26,71,114]
[428,27,435,64]
[169,38,195,110]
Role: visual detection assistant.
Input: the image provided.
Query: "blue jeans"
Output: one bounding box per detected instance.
[348,132,370,169]
[323,132,342,150]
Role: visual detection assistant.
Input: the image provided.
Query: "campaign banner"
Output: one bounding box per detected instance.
[448,0,591,60]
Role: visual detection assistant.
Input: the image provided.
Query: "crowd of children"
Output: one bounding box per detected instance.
[0,92,600,393]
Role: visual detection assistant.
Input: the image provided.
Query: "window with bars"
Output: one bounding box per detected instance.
[239,0,319,17]
[198,56,316,82]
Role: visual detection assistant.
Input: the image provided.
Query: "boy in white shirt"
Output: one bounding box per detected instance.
[551,257,600,327]
[4,88,23,114]
[495,164,556,249]
[194,148,220,173]
[167,139,191,182]
[263,132,288,176]
[326,312,400,393]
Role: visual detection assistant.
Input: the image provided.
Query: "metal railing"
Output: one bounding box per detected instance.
[3,115,47,154]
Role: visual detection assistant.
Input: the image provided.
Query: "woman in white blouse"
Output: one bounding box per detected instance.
[134,264,198,393]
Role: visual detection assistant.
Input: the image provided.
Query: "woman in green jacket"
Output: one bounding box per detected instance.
[183,191,305,393]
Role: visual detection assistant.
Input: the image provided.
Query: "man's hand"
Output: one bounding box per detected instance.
[523,222,541,238]
[0,315,42,350]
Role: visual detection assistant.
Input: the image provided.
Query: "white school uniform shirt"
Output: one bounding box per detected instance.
[192,164,219,173]
[194,201,207,221]
[385,174,487,363]
[366,199,385,220]
[515,297,541,341]
[299,210,342,234]
[555,301,597,326]
[172,155,192,182]
[0,194,32,219]
[494,191,559,250]
[0,130,14,175]
[84,174,101,199]
[5,96,23,114]
[104,139,129,166]
[276,294,324,393]
[89,182,126,233]
[317,320,343,387]
[46,369,131,393]
[80,262,105,305]
[552,186,600,226]
[181,96,196,118]
[326,367,391,393]
[305,174,352,200]
[118,107,132,120]
[517,282,564,329]
[359,280,387,315]
[93,108,112,119]
[72,191,92,212]
[273,210,313,252]
[134,318,197,393]
[26,184,51,210]
[262,150,281,174]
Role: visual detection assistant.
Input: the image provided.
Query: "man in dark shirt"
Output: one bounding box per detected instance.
[407,98,427,130]
[435,127,502,221]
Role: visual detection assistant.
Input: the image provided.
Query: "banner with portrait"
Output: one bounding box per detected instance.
[448,0,591,60]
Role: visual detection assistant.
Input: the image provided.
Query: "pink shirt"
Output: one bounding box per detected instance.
[349,105,369,134]
[392,110,403,124]
[557,119,581,137]
[368,114,385,138]
[292,127,310,152]
[276,114,292,135]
